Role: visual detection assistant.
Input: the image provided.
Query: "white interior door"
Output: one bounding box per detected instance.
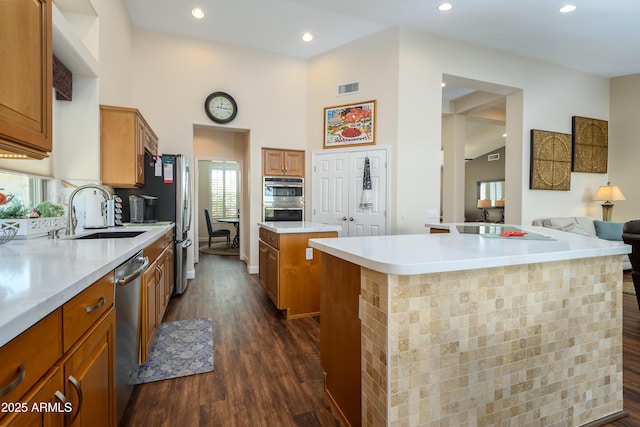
[348,150,387,236]
[313,148,387,236]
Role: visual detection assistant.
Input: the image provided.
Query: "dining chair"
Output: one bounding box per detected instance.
[204,209,231,248]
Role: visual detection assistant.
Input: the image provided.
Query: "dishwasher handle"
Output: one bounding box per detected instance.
[116,256,149,286]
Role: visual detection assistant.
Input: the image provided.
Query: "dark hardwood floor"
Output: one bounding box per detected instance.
[120,254,640,426]
[119,253,346,427]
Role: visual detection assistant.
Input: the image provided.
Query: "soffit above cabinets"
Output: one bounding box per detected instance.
[52,2,98,77]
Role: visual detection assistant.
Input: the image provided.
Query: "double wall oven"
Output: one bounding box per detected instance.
[263,176,304,221]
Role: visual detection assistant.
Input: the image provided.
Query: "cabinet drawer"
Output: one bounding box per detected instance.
[0,309,62,404]
[259,228,279,249]
[62,272,114,352]
[145,229,173,263]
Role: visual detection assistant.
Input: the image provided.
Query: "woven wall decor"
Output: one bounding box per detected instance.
[572,116,608,173]
[530,129,572,190]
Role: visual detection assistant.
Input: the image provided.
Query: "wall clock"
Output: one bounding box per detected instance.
[204,92,238,124]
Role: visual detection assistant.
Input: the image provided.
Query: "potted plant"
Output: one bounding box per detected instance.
[0,198,67,239]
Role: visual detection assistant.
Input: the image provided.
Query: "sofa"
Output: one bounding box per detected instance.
[532,216,631,270]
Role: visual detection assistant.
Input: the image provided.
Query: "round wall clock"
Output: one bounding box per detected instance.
[204,92,238,124]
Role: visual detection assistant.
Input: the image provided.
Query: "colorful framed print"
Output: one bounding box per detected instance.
[530,129,572,191]
[323,100,376,148]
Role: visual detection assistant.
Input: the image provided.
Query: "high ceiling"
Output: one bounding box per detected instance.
[124,0,640,78]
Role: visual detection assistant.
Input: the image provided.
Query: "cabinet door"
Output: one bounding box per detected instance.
[60,309,115,427]
[263,149,285,176]
[156,249,168,325]
[266,246,279,306]
[284,151,305,177]
[141,261,158,365]
[258,241,269,290]
[100,106,145,188]
[134,115,145,187]
[2,367,65,427]
[0,0,52,159]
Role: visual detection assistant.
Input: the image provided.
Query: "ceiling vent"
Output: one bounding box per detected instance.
[488,153,500,161]
[337,81,360,96]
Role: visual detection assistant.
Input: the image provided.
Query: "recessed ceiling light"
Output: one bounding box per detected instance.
[559,5,576,13]
[441,82,447,87]
[302,32,314,42]
[438,3,453,12]
[191,7,205,19]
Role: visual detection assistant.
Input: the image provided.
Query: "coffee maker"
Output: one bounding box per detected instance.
[129,195,158,223]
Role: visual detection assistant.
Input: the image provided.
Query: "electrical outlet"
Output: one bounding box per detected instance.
[305,247,313,260]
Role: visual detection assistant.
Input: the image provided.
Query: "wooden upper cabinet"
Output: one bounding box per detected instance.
[262,148,305,177]
[100,105,157,188]
[0,0,52,159]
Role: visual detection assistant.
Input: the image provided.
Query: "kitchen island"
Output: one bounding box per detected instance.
[309,224,631,427]
[257,221,341,318]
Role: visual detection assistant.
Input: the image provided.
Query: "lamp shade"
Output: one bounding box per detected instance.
[593,182,625,202]
[477,199,491,208]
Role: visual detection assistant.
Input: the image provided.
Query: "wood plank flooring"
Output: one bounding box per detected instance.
[120,254,640,426]
[119,253,346,427]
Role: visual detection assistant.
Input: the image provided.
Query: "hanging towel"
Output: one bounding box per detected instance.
[360,157,373,208]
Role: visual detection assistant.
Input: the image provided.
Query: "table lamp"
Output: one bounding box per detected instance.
[477,199,491,222]
[593,182,625,221]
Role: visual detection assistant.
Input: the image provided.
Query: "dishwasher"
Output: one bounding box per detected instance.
[114,250,148,423]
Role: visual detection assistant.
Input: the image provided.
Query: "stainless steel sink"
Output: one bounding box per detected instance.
[72,231,146,240]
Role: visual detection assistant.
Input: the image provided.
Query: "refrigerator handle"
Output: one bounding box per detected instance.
[185,164,193,232]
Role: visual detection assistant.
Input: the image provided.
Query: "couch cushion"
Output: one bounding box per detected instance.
[594,220,624,241]
[544,217,597,236]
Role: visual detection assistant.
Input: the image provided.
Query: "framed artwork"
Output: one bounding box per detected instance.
[324,100,376,148]
[530,129,572,191]
[572,116,608,173]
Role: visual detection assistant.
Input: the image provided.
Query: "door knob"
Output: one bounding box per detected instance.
[342,217,347,221]
[349,217,354,221]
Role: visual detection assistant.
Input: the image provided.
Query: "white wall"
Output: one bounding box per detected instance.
[307,28,612,231]
[130,28,308,271]
[610,74,640,222]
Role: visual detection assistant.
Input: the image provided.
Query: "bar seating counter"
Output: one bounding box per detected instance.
[309,224,631,427]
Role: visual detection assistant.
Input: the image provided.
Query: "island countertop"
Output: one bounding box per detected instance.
[308,223,631,275]
[0,223,174,347]
[258,221,342,234]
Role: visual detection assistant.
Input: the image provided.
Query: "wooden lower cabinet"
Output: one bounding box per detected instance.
[258,228,338,319]
[141,259,159,365]
[2,367,65,427]
[0,272,116,427]
[140,231,174,364]
[59,309,116,427]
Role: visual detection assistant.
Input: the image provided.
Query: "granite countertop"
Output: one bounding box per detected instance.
[258,221,342,234]
[308,224,631,276]
[0,223,174,347]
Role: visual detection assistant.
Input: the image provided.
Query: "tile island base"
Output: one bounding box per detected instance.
[321,254,627,426]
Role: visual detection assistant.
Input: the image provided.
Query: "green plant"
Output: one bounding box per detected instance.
[0,198,29,219]
[34,201,65,218]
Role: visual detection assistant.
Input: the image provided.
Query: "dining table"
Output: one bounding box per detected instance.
[217,217,240,248]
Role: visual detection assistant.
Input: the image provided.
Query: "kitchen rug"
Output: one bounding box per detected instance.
[137,318,214,384]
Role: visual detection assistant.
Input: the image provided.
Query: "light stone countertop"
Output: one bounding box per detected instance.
[308,223,631,276]
[258,221,342,234]
[0,224,174,347]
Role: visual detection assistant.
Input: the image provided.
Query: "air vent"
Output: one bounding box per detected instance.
[337,82,360,96]
[488,153,500,161]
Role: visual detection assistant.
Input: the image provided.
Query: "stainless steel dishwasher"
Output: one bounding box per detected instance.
[114,250,148,423]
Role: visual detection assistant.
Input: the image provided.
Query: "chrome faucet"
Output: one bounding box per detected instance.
[67,184,112,235]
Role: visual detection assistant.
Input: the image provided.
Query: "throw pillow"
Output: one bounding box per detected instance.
[594,220,623,241]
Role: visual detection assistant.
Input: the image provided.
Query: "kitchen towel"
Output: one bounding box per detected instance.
[359,156,373,208]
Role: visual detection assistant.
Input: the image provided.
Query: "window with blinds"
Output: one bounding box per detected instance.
[210,162,239,219]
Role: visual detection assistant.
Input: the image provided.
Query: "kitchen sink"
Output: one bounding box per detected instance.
[72,231,146,240]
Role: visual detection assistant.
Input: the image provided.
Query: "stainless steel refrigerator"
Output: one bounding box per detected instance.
[116,152,193,294]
